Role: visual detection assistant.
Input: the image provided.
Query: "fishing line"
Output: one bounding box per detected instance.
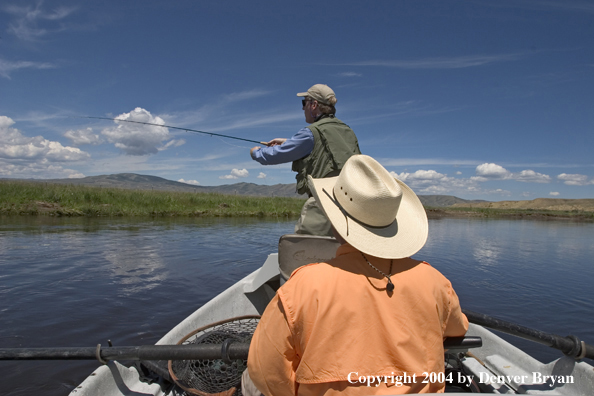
[80,116,268,146]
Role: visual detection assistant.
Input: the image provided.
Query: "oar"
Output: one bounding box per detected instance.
[0,337,479,362]
[0,343,250,362]
[463,309,594,360]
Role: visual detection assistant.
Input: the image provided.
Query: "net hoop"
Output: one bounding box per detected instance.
[168,315,260,396]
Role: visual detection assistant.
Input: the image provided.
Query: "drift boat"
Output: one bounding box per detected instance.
[64,235,594,395]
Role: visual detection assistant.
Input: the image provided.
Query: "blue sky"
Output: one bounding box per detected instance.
[1,0,593,200]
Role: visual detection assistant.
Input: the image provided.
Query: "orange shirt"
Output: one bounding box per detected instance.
[248,244,468,396]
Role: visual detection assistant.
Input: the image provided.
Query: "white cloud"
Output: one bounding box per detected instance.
[178,178,200,185]
[557,173,593,186]
[334,53,525,69]
[0,115,89,162]
[514,169,551,183]
[0,160,85,179]
[381,158,480,167]
[0,116,89,178]
[101,108,183,156]
[338,72,362,77]
[391,169,484,195]
[475,163,511,180]
[231,168,249,178]
[389,163,551,197]
[219,168,249,180]
[395,169,449,185]
[4,2,78,41]
[488,188,512,196]
[222,89,272,102]
[549,191,560,196]
[208,111,302,132]
[64,127,103,145]
[0,59,57,79]
[159,138,186,151]
[257,172,267,179]
[474,163,550,183]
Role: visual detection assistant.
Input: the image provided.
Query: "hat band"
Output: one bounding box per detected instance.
[322,188,396,235]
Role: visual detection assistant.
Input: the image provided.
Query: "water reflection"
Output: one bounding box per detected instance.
[419,218,594,362]
[1,216,593,396]
[472,238,502,267]
[104,241,167,296]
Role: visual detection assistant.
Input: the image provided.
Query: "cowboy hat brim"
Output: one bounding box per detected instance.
[309,174,428,259]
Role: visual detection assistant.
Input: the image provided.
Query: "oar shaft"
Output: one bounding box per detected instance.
[463,309,594,360]
[0,343,250,361]
[0,338,478,362]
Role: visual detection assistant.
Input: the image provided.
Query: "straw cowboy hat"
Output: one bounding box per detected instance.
[308,155,428,259]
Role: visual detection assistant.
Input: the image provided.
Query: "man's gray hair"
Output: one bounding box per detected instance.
[317,101,336,115]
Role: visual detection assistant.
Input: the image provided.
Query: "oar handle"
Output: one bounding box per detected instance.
[0,343,251,362]
[463,309,593,360]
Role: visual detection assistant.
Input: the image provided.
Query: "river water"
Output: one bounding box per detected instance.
[0,216,593,395]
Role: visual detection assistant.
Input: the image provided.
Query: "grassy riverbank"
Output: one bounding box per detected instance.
[426,206,594,221]
[0,181,306,217]
[1,180,593,220]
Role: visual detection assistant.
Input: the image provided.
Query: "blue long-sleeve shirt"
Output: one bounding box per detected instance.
[251,128,314,165]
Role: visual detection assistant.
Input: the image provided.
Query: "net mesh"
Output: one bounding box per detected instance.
[168,316,260,396]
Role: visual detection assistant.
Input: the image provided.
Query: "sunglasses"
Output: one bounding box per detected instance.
[302,98,315,107]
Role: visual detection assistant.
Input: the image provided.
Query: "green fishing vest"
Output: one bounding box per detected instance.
[292,116,361,196]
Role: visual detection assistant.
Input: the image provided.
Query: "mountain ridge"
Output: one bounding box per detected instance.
[7,173,592,210]
[31,173,485,207]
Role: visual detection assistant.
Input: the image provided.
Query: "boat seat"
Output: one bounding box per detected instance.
[278,234,341,283]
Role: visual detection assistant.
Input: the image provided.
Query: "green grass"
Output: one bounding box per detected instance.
[3,180,591,220]
[425,206,594,220]
[0,181,306,217]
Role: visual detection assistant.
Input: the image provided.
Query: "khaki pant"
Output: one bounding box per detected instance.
[242,369,263,396]
[294,197,333,237]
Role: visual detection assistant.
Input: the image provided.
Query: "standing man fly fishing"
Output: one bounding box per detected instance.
[250,84,361,236]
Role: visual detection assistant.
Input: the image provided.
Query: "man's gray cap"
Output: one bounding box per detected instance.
[297,84,337,106]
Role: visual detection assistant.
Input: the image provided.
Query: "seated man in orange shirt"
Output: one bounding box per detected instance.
[246,154,468,395]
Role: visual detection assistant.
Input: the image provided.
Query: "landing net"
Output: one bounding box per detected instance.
[168,316,260,396]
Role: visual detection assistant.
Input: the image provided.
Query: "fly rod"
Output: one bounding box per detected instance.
[82,116,269,146]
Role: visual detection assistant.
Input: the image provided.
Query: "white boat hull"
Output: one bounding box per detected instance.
[71,252,594,395]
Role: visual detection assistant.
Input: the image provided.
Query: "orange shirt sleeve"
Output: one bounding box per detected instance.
[443,284,469,338]
[247,294,300,396]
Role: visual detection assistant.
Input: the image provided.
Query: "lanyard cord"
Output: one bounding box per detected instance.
[361,252,394,293]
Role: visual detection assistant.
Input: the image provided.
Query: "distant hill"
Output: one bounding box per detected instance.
[24,173,307,198]
[7,173,485,207]
[415,195,487,207]
[451,198,594,212]
[7,173,593,211]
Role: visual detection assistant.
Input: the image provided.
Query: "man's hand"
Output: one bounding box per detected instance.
[250,146,261,156]
[267,138,286,147]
